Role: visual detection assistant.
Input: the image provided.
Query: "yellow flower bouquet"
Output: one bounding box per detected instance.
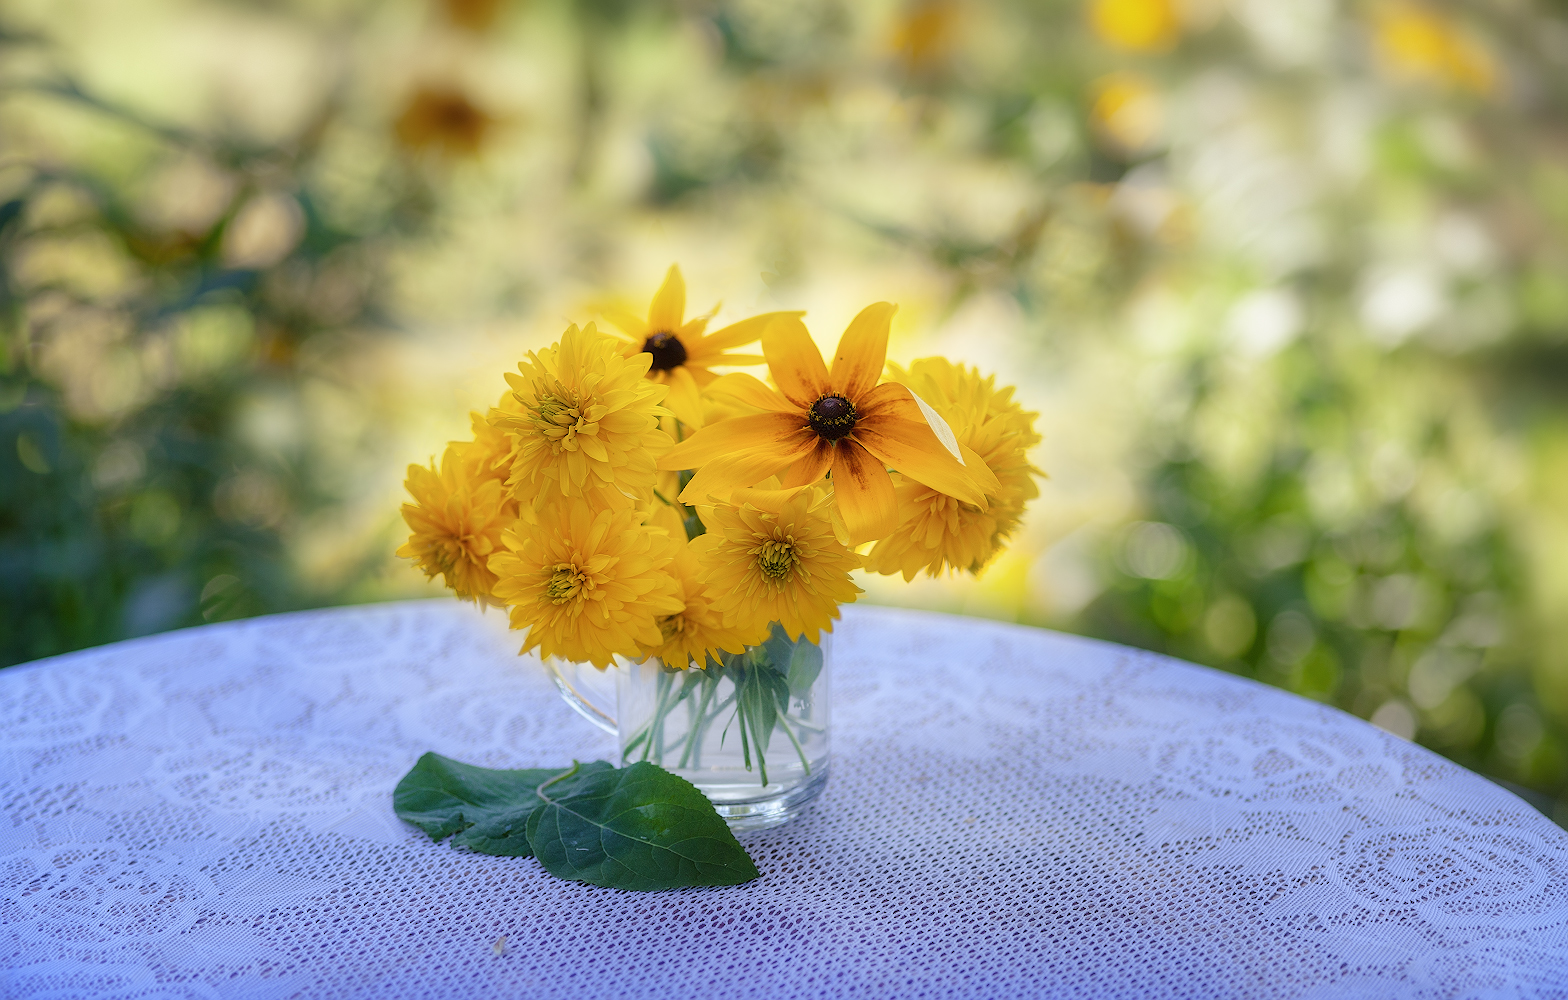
[393,266,1041,888]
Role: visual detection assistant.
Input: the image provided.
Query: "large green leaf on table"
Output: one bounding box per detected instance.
[526,760,759,891]
[393,752,568,857]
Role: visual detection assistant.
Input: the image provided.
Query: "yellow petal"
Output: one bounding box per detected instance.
[854,380,918,419]
[663,365,707,428]
[729,482,812,511]
[854,381,964,464]
[699,310,805,353]
[648,264,685,333]
[830,301,896,403]
[901,383,963,462]
[855,413,988,507]
[831,441,900,545]
[706,372,796,413]
[677,447,808,504]
[958,442,1003,497]
[780,439,836,488]
[762,315,832,408]
[658,412,812,470]
[600,307,650,339]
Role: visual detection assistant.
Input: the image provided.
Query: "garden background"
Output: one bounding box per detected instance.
[6,0,1568,820]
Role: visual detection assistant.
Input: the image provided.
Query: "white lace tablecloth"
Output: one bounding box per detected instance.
[4,601,1568,1000]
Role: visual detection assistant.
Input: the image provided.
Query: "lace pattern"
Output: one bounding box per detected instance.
[4,601,1566,998]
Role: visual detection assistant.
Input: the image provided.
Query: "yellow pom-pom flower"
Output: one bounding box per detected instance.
[864,359,1043,581]
[488,499,683,668]
[489,323,672,504]
[461,405,514,484]
[641,537,753,669]
[693,483,862,646]
[396,442,515,602]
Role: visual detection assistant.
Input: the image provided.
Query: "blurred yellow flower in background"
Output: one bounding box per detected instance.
[1090,72,1163,152]
[440,0,503,33]
[488,501,683,668]
[601,265,798,428]
[1374,2,1496,94]
[663,306,996,545]
[891,0,963,73]
[694,484,862,646]
[394,85,494,158]
[865,359,1043,582]
[396,443,514,603]
[489,324,671,505]
[1088,0,1180,52]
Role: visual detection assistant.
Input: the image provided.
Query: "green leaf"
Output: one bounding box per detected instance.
[784,636,823,699]
[393,752,569,857]
[737,658,790,762]
[759,622,793,673]
[760,622,823,699]
[526,760,759,891]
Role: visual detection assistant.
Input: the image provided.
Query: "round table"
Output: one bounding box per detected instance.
[4,602,1567,999]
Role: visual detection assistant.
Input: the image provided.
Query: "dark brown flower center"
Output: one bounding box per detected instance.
[808,394,858,442]
[642,331,687,371]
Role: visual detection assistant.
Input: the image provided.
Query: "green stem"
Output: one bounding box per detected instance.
[622,723,652,758]
[784,714,825,733]
[779,715,811,776]
[641,669,675,763]
[679,671,718,769]
[534,760,580,803]
[736,694,753,773]
[706,691,737,730]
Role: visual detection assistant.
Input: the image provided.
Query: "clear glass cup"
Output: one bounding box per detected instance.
[548,625,830,831]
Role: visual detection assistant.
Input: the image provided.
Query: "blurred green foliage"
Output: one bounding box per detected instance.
[5,0,1568,822]
[1,36,437,661]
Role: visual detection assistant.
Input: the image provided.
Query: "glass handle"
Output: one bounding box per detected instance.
[547,658,618,735]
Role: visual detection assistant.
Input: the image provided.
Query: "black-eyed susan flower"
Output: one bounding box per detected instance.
[692,483,862,645]
[864,359,1043,581]
[488,499,683,668]
[396,442,515,602]
[602,265,799,428]
[659,304,997,545]
[488,323,671,505]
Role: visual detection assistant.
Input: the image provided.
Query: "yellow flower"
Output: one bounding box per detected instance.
[459,406,513,484]
[659,305,997,545]
[396,442,514,602]
[488,499,683,668]
[601,264,800,428]
[1374,2,1495,94]
[865,359,1043,581]
[394,85,493,158]
[489,323,671,505]
[1088,0,1179,52]
[692,483,862,646]
[1090,72,1163,153]
[641,538,753,669]
[891,0,963,73]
